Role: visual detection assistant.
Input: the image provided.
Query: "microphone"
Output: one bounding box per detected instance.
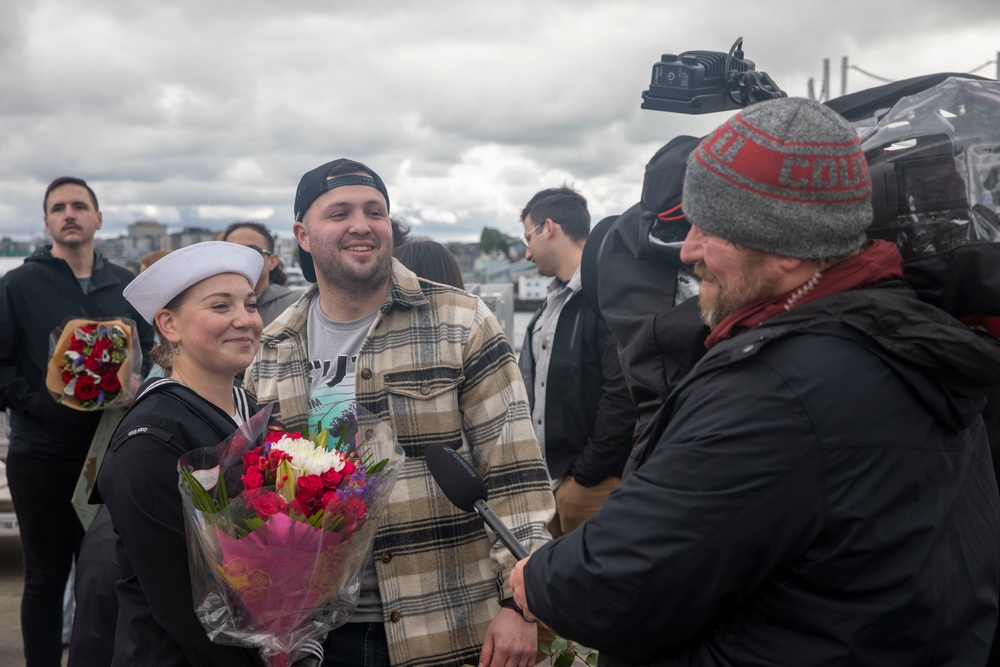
[425,445,529,560]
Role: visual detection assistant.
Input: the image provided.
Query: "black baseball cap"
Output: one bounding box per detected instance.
[293,159,391,282]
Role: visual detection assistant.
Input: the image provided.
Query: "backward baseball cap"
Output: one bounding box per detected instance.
[293,159,391,282]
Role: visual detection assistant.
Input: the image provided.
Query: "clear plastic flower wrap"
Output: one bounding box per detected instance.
[45,317,143,411]
[178,403,404,667]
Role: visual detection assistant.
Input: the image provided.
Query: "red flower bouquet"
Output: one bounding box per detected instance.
[178,404,403,667]
[45,317,141,410]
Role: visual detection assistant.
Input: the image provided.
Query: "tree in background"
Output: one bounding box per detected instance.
[479,227,510,257]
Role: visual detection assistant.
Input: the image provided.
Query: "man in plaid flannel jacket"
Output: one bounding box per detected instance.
[244,158,555,667]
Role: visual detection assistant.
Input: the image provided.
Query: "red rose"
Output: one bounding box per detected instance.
[69,336,87,353]
[93,338,113,356]
[61,370,73,383]
[252,492,286,518]
[296,475,324,501]
[242,446,262,471]
[242,469,264,490]
[84,356,102,372]
[341,496,367,530]
[341,459,356,475]
[101,373,121,394]
[320,492,342,514]
[74,376,99,401]
[319,468,343,490]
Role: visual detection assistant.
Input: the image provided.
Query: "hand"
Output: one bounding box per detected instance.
[510,556,531,618]
[478,607,537,667]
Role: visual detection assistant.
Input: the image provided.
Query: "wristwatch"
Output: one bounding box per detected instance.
[499,596,536,623]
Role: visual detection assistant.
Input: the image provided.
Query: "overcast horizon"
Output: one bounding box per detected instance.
[2,0,998,244]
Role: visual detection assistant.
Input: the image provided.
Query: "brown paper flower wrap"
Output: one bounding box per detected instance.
[45,317,142,411]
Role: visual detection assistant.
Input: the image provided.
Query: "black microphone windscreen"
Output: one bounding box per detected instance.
[425,445,487,512]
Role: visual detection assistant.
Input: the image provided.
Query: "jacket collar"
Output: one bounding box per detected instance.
[261,258,429,347]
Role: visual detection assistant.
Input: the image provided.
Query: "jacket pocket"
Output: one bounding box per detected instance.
[383,366,465,453]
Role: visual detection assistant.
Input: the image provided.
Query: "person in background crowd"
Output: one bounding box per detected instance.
[393,238,465,289]
[244,158,554,667]
[0,176,153,667]
[222,221,301,327]
[139,249,171,274]
[517,186,635,538]
[511,97,1000,666]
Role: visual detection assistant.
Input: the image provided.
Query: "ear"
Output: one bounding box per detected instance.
[154,309,181,344]
[293,220,310,252]
[775,255,805,273]
[96,210,103,230]
[266,251,280,272]
[542,218,555,239]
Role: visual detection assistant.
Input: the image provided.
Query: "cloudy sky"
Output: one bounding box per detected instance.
[2,0,998,244]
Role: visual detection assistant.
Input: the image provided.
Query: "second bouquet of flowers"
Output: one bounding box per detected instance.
[178,403,404,667]
[45,317,142,410]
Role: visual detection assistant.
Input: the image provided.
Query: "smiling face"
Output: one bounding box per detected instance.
[44,184,102,249]
[680,224,785,329]
[157,273,263,379]
[293,179,393,296]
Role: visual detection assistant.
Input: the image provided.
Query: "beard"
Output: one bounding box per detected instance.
[313,243,393,298]
[694,259,783,329]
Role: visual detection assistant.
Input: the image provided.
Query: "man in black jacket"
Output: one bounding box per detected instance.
[0,176,152,667]
[517,186,635,537]
[511,98,1000,666]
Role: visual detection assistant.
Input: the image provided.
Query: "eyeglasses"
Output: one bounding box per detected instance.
[520,221,546,246]
[246,245,273,256]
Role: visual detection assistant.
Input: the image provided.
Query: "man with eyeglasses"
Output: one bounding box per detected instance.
[517,186,635,539]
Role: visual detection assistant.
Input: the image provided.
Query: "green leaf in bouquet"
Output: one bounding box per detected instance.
[180,468,224,514]
[366,457,390,475]
[549,637,568,654]
[553,652,576,667]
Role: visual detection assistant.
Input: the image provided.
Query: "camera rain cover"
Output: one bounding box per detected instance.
[852,75,1000,259]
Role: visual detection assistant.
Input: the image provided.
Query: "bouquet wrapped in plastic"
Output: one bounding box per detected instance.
[45,317,142,410]
[178,403,404,667]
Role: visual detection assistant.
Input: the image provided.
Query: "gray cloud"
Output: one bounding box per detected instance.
[2,0,999,243]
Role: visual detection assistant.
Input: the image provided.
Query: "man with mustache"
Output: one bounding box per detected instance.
[0,176,152,667]
[511,97,1000,665]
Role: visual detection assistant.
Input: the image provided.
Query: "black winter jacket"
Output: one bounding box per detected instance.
[96,380,263,667]
[518,289,636,485]
[524,282,1000,666]
[0,246,153,458]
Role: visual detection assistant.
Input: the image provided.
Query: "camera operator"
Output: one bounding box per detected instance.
[510,97,1000,666]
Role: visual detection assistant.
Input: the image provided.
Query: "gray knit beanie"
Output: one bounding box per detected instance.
[682,97,873,259]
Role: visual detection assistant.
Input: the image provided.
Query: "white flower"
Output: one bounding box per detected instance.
[271,435,347,476]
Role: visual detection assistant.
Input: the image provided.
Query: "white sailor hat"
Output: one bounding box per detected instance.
[124,241,265,323]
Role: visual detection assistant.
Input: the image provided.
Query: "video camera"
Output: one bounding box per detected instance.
[582,44,1000,433]
[641,37,786,114]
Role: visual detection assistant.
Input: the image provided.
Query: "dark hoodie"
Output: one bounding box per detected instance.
[0,246,153,459]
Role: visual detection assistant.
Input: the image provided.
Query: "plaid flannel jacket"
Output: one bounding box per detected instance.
[244,260,554,667]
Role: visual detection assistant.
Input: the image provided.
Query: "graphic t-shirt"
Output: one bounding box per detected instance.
[305,299,377,435]
[305,297,383,623]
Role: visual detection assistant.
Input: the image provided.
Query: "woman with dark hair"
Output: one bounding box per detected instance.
[222,221,301,326]
[393,238,465,289]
